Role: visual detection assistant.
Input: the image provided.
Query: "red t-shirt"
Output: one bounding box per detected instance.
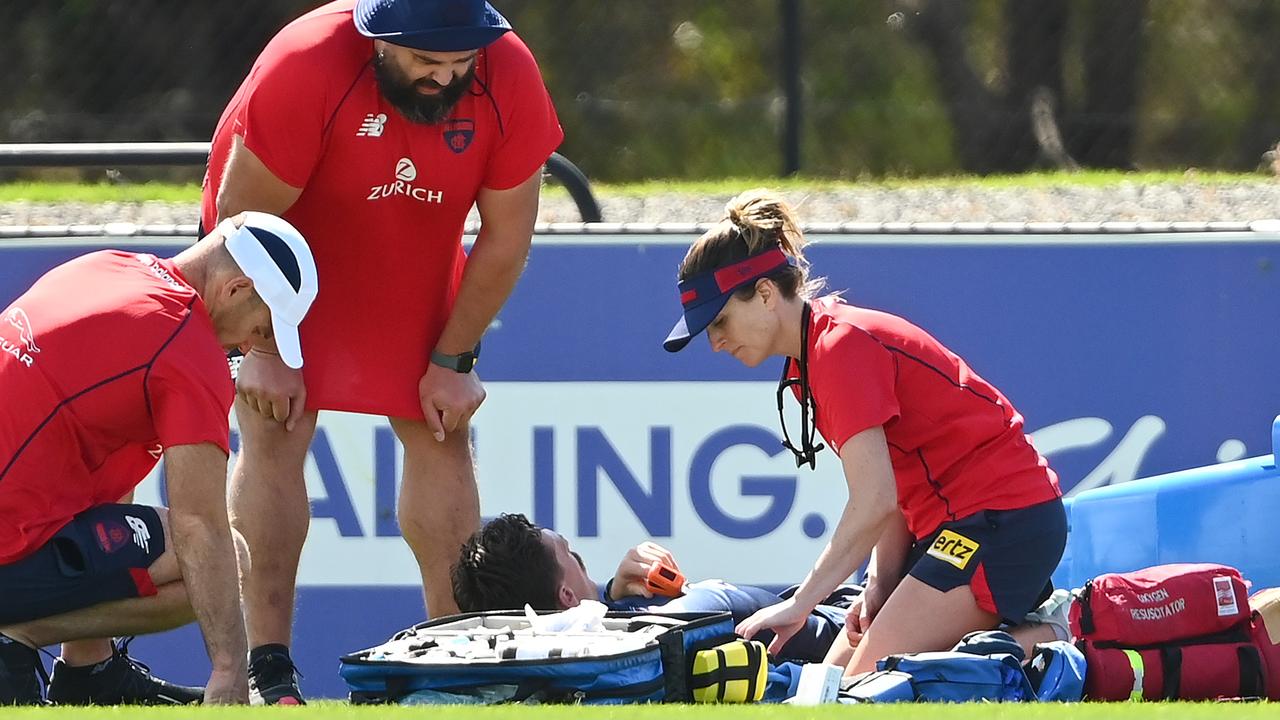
[0,252,233,564]
[787,297,1061,540]
[202,0,563,418]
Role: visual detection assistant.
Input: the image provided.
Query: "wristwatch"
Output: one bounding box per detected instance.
[430,341,481,373]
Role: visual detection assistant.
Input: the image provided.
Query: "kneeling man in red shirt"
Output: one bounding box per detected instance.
[0,213,317,705]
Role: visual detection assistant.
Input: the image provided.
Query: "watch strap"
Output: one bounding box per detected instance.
[430,341,481,373]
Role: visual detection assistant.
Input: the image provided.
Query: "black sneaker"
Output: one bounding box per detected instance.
[47,637,204,705]
[248,646,304,706]
[0,635,46,705]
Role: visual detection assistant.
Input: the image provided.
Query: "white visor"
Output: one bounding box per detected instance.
[220,213,318,369]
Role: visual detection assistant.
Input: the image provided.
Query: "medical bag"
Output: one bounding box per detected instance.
[339,610,734,704]
[1069,563,1251,646]
[1079,637,1265,701]
[839,631,1036,703]
[689,639,768,703]
[1072,563,1265,701]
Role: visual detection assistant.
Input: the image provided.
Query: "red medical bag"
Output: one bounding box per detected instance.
[1070,563,1251,647]
[1080,637,1265,701]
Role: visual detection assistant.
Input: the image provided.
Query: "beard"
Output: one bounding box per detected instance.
[373,51,475,125]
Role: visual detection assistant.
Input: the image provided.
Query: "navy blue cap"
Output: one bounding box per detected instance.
[663,247,793,353]
[355,0,511,52]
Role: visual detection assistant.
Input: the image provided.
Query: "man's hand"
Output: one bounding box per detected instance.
[166,443,249,705]
[418,170,538,440]
[418,363,485,441]
[236,349,306,431]
[609,542,680,599]
[202,668,249,705]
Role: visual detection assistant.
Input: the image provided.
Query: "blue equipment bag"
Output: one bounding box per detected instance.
[839,630,1036,703]
[841,651,1035,703]
[1025,641,1087,702]
[340,611,735,705]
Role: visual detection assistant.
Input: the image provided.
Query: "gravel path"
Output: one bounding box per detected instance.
[2,180,1278,227]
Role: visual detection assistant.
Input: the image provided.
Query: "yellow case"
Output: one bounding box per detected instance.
[690,639,768,703]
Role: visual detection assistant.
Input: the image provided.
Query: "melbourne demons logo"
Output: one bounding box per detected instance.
[1,307,39,368]
[94,521,131,554]
[443,119,475,154]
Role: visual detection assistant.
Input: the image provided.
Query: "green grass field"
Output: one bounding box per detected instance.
[0,170,1269,204]
[3,703,1273,719]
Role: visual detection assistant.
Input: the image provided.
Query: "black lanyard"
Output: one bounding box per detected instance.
[775,303,826,469]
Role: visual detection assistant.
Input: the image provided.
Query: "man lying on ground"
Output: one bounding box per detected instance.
[450,513,859,662]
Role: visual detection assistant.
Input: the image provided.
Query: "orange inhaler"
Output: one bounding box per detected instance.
[644,560,686,597]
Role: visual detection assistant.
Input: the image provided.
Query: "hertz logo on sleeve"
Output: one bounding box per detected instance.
[926,530,981,570]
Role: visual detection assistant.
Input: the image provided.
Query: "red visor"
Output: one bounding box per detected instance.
[666,247,794,352]
[679,248,790,308]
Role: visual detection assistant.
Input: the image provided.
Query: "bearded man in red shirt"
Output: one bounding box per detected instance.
[201,0,562,704]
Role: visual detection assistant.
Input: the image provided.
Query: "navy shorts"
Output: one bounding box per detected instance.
[0,504,166,625]
[906,498,1067,624]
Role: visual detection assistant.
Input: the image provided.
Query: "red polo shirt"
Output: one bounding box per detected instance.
[787,297,1061,539]
[202,0,563,418]
[0,251,233,564]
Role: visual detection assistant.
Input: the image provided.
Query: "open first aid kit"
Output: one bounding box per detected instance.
[339,603,735,705]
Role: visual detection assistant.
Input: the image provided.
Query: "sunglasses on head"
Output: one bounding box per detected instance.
[775,303,825,469]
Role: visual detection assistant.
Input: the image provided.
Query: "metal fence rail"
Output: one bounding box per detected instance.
[0,143,603,223]
[3,220,1272,241]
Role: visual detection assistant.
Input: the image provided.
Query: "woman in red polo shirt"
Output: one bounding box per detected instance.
[663,189,1066,675]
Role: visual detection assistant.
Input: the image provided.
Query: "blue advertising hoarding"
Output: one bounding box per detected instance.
[2,227,1278,697]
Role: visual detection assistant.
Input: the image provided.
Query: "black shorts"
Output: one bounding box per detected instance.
[906,498,1067,624]
[0,504,165,625]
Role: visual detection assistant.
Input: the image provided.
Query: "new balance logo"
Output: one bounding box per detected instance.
[137,254,185,292]
[126,515,151,553]
[357,113,388,137]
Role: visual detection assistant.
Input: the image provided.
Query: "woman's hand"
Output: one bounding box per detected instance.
[846,580,892,638]
[736,598,812,655]
[843,594,865,640]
